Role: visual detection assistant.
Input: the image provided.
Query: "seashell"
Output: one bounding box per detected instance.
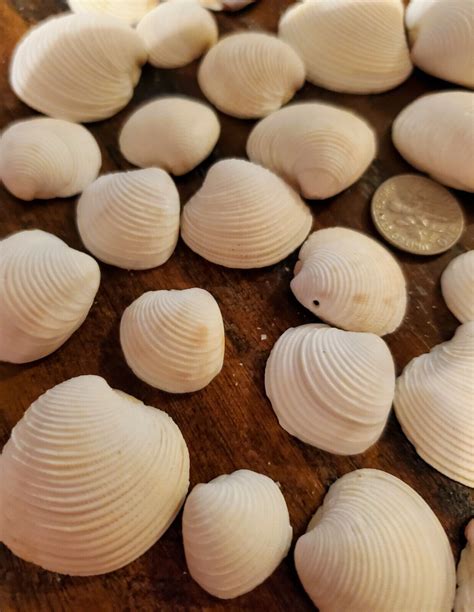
[0,230,100,364]
[455,520,474,612]
[279,0,412,94]
[68,0,158,24]
[120,288,225,393]
[441,251,474,323]
[0,375,190,575]
[119,97,220,176]
[291,228,407,336]
[77,169,180,270]
[0,117,101,201]
[164,0,257,10]
[265,324,395,454]
[198,32,305,119]
[295,469,456,611]
[392,91,474,192]
[182,469,292,599]
[246,102,377,199]
[10,14,147,122]
[394,322,474,487]
[181,159,313,269]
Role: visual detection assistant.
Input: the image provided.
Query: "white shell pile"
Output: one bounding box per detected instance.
[441,251,474,323]
[455,520,474,612]
[68,0,158,23]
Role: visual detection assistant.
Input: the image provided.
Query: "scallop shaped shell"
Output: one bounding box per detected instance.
[0,375,190,575]
[10,14,147,122]
[247,102,377,199]
[392,91,474,192]
[182,469,292,599]
[291,228,407,336]
[455,520,474,612]
[198,32,305,119]
[120,288,225,393]
[0,230,100,364]
[441,251,474,323]
[119,97,220,176]
[164,0,257,10]
[68,0,158,23]
[0,117,101,200]
[181,159,313,268]
[394,322,474,487]
[279,0,412,94]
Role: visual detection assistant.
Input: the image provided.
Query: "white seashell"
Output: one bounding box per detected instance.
[77,169,180,270]
[181,159,313,269]
[0,230,100,364]
[441,251,474,323]
[392,90,474,192]
[120,288,225,393]
[182,469,292,599]
[279,0,412,94]
[291,228,407,336]
[164,0,257,10]
[265,324,395,454]
[0,375,190,575]
[10,14,147,122]
[247,102,377,199]
[68,0,158,24]
[0,117,101,200]
[119,97,220,175]
[455,520,474,612]
[394,322,474,487]
[198,32,305,119]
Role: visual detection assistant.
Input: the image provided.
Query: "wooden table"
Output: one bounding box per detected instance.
[0,1,473,610]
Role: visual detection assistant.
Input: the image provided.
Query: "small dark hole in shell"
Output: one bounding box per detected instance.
[313,300,320,307]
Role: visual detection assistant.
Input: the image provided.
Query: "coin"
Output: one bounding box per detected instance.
[371,175,465,255]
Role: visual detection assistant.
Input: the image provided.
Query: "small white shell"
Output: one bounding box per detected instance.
[198,32,305,118]
[247,102,376,199]
[441,251,474,323]
[119,97,220,176]
[120,288,225,393]
[68,0,158,24]
[295,469,456,611]
[291,228,407,336]
[0,375,190,575]
[455,520,474,612]
[182,469,292,599]
[0,230,100,364]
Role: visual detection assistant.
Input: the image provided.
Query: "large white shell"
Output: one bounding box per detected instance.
[0,375,190,575]
[455,520,474,612]
[182,469,292,599]
[441,251,474,323]
[394,322,474,487]
[120,288,225,393]
[10,14,147,122]
[279,0,412,94]
[77,169,180,270]
[198,32,305,119]
[119,97,220,176]
[247,102,376,199]
[181,159,313,269]
[0,117,101,200]
[392,91,474,192]
[68,0,158,24]
[291,228,407,336]
[0,230,100,364]
[295,469,456,611]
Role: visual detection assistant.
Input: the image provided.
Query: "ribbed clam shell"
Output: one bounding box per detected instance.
[68,0,158,23]
[247,102,376,199]
[181,159,313,269]
[441,251,474,323]
[394,322,474,487]
[279,0,412,94]
[0,230,100,364]
[291,228,407,336]
[455,520,474,612]
[120,288,225,393]
[198,32,305,119]
[164,0,257,9]
[182,469,292,599]
[0,375,190,575]
[295,469,456,611]
[10,14,147,122]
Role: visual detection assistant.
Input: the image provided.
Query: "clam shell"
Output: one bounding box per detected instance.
[181,159,313,269]
[182,469,292,599]
[0,375,190,575]
[291,228,407,336]
[68,0,158,24]
[455,520,474,612]
[0,230,100,364]
[441,251,474,323]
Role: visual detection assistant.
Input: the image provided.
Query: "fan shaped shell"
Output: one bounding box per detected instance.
[68,0,158,23]
[441,251,474,323]
[455,520,474,612]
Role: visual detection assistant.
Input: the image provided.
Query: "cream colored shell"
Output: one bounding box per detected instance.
[0,230,100,364]
[164,0,256,9]
[295,469,456,611]
[455,520,474,612]
[68,0,158,23]
[441,252,474,323]
[0,375,190,575]
[182,469,292,599]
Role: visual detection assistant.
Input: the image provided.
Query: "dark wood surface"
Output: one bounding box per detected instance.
[1,1,473,610]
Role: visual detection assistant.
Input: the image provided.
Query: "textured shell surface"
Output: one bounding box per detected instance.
[455,520,474,612]
[182,469,292,599]
[0,230,100,364]
[441,251,474,323]
[0,375,190,575]
[68,0,158,23]
[295,469,456,611]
